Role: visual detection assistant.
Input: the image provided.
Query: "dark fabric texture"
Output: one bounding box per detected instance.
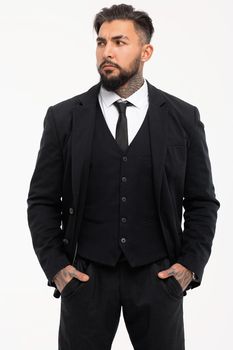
[77,99,168,267]
[58,255,185,350]
[26,80,220,297]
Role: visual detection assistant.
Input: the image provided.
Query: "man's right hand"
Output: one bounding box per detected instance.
[52,264,90,293]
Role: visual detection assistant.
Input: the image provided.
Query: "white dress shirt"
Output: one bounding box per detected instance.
[98,79,149,145]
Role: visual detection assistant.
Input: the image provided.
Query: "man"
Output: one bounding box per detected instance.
[27,4,220,350]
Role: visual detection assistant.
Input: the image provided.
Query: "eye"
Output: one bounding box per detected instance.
[116,40,125,45]
[97,41,105,47]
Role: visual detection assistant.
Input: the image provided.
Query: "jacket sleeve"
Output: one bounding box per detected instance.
[27,106,71,287]
[176,106,220,289]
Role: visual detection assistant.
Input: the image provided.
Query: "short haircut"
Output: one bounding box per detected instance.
[93,4,154,44]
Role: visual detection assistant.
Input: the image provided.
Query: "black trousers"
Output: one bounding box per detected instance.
[58,254,185,350]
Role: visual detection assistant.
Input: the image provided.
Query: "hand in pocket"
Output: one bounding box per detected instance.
[157,262,193,291]
[52,264,90,293]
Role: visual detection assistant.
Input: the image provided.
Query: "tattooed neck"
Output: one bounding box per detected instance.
[115,74,144,99]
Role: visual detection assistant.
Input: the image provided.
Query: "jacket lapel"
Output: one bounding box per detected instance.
[71,82,101,211]
[146,80,168,211]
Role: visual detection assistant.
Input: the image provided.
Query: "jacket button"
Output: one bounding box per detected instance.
[62,238,69,245]
[121,237,126,243]
[69,207,74,215]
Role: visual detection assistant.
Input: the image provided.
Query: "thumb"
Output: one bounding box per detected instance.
[157,267,174,279]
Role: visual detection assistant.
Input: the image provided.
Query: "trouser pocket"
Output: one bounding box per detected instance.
[61,255,92,300]
[152,257,184,301]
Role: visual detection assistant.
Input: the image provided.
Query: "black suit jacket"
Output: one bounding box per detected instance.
[27,80,220,292]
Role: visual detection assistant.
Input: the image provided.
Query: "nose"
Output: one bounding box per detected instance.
[102,42,114,59]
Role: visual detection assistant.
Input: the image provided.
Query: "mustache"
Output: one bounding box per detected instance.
[100,61,119,69]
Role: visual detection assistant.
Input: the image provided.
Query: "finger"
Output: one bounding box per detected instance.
[74,269,90,282]
[67,265,90,282]
[157,267,175,279]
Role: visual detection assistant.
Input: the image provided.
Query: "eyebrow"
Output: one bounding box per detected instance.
[96,35,130,42]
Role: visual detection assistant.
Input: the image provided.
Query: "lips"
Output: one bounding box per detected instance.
[102,65,116,69]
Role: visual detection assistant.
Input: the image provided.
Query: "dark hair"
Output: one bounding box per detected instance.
[93,4,154,44]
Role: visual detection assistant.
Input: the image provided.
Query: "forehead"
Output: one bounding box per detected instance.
[98,19,138,40]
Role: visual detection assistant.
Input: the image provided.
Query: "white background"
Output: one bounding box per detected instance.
[0,1,232,349]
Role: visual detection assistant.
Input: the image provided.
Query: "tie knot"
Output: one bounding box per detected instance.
[113,100,132,115]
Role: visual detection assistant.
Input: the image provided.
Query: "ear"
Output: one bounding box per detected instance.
[141,44,154,62]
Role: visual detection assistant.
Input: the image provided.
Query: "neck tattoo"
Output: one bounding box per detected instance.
[115,73,144,99]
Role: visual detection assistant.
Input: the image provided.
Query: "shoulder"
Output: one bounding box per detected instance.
[148,83,200,134]
[149,81,196,115]
[157,87,195,112]
[41,82,101,146]
[48,82,100,120]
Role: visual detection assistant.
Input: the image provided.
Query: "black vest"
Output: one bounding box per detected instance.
[77,99,168,267]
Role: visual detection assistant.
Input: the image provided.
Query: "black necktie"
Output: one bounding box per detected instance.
[113,100,132,151]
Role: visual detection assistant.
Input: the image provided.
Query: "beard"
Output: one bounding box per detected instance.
[97,56,141,91]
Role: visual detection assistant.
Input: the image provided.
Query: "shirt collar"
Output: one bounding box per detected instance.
[99,78,148,109]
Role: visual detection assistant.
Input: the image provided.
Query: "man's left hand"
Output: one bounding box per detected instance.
[157,263,193,291]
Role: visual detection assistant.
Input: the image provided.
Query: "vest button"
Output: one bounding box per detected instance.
[121,196,127,202]
[121,237,126,243]
[69,207,74,215]
[122,176,127,182]
[122,156,127,162]
[62,238,69,245]
[121,217,127,223]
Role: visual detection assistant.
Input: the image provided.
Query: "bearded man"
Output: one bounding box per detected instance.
[27,4,220,350]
